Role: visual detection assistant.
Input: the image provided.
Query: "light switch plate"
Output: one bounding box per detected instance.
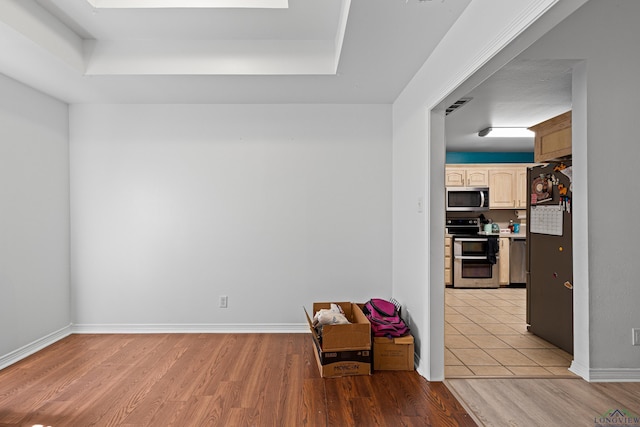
[633,328,640,346]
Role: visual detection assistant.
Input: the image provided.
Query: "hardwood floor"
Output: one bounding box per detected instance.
[0,334,475,427]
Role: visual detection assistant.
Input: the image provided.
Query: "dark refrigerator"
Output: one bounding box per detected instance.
[526,161,573,354]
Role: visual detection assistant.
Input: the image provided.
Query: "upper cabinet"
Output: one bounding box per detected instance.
[488,165,530,209]
[515,167,528,209]
[445,166,489,187]
[529,110,572,162]
[446,163,532,209]
[489,168,517,208]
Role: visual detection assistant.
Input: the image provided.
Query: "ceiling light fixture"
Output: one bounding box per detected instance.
[478,127,534,138]
[87,0,288,8]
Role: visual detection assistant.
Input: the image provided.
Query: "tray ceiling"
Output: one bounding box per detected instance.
[0,0,472,103]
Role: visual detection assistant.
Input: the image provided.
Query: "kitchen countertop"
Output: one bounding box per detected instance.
[445,232,526,239]
[445,229,527,239]
[478,231,526,239]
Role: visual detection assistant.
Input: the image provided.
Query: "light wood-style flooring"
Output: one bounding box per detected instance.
[446,378,640,427]
[0,333,475,427]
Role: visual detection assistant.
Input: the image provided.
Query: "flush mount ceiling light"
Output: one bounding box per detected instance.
[478,127,534,138]
[87,0,288,8]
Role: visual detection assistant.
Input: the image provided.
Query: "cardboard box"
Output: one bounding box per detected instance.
[304,302,371,351]
[373,335,414,371]
[305,302,372,377]
[311,338,371,378]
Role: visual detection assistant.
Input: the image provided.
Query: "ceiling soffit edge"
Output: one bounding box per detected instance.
[83,40,337,75]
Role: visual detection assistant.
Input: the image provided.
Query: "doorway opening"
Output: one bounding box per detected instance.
[440,59,580,379]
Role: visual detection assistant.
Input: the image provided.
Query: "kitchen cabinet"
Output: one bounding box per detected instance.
[446,163,531,209]
[445,166,488,187]
[498,237,510,285]
[516,168,528,209]
[530,110,572,162]
[488,165,531,209]
[489,168,517,208]
[445,236,452,285]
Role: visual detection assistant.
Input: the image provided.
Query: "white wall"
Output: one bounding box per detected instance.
[0,74,70,366]
[70,104,391,330]
[518,0,640,378]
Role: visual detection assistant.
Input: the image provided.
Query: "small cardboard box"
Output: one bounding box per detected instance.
[373,335,414,371]
[305,302,372,377]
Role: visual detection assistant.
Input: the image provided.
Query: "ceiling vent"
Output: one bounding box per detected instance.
[445,97,472,115]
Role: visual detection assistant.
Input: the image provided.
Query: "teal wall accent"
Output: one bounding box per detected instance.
[446,152,534,164]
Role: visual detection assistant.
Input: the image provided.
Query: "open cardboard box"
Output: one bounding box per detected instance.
[304,302,371,351]
[304,302,371,377]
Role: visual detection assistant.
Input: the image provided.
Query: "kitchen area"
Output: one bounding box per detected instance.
[444,110,576,378]
[444,164,529,290]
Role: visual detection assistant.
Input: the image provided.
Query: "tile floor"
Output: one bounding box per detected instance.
[445,287,577,378]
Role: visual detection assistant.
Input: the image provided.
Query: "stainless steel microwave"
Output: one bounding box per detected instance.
[446,187,490,212]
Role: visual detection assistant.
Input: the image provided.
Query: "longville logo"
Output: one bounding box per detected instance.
[594,408,640,426]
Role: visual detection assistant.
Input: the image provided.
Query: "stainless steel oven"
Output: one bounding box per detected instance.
[453,237,499,288]
[446,217,481,235]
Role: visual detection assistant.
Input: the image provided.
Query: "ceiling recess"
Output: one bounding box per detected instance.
[86,0,289,8]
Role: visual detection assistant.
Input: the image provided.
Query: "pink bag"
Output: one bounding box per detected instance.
[363,298,409,338]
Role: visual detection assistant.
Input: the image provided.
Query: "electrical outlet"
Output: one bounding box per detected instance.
[633,328,640,346]
[219,295,228,308]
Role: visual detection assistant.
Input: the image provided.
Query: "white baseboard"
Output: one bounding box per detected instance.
[71,323,310,334]
[0,325,73,370]
[569,359,589,379]
[587,368,640,382]
[570,360,640,381]
[0,323,308,370]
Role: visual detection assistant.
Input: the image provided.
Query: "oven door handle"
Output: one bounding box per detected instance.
[453,254,500,259]
[454,255,490,260]
[455,238,489,242]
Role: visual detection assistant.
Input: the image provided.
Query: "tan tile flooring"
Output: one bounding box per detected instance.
[445,287,577,378]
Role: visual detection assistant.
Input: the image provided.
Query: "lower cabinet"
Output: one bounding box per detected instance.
[445,236,452,285]
[498,237,510,285]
